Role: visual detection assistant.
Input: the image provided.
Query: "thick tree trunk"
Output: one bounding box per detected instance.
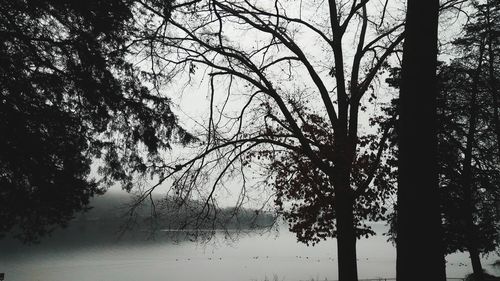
[396,0,446,281]
[334,186,358,281]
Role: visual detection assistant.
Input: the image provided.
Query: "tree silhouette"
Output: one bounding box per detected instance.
[437,1,500,280]
[130,1,404,280]
[0,0,190,242]
[396,0,446,280]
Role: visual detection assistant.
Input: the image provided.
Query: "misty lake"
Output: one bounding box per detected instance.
[1,222,499,281]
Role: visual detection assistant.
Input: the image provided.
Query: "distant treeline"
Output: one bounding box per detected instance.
[73,192,277,232]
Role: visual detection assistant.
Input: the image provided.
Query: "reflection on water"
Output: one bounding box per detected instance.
[0,223,498,281]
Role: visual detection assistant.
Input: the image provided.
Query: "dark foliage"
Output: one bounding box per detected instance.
[438,63,500,256]
[253,103,397,245]
[436,2,500,275]
[384,2,500,275]
[0,0,190,242]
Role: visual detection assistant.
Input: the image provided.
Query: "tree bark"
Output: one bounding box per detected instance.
[334,175,358,281]
[396,0,446,280]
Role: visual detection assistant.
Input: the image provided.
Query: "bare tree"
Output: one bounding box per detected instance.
[130,1,404,280]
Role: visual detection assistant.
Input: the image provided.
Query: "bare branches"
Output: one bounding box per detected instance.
[357,31,404,99]
[240,1,333,46]
[214,1,339,129]
[128,0,405,238]
[350,4,369,101]
[341,0,372,34]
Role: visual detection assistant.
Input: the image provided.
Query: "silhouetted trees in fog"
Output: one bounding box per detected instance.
[437,1,500,280]
[1,1,499,281]
[0,0,190,242]
[126,1,404,280]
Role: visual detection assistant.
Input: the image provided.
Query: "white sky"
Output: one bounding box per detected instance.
[104,0,468,210]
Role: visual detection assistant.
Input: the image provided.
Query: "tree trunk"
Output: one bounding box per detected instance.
[463,177,484,281]
[463,172,485,281]
[396,0,446,280]
[461,42,485,281]
[334,183,358,281]
[469,246,484,281]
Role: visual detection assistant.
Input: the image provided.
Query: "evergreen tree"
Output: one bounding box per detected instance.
[0,0,190,242]
[438,1,500,279]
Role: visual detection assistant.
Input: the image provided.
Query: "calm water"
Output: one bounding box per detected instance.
[0,223,498,281]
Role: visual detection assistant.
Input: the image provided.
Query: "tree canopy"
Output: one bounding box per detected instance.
[437,1,500,278]
[0,0,191,242]
[2,0,497,280]
[384,2,499,279]
[126,1,405,280]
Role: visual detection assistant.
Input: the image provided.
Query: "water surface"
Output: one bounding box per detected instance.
[1,223,498,281]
